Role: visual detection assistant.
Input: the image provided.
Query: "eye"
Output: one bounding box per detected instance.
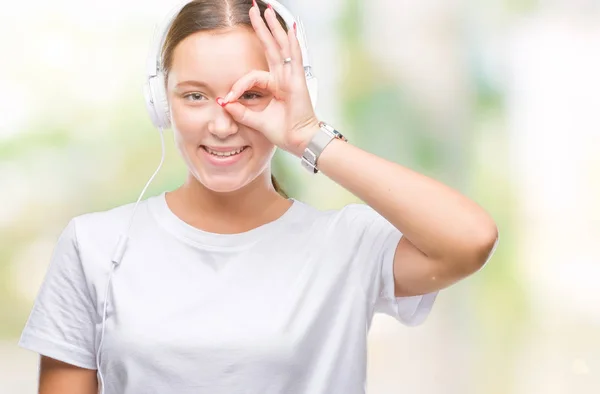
[183,92,206,102]
[240,91,262,100]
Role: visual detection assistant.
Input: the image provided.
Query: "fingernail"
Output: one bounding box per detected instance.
[293,22,297,35]
[252,0,257,8]
[268,4,273,11]
[216,97,226,107]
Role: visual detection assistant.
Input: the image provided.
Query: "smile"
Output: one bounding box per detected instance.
[199,145,250,167]
[201,146,248,157]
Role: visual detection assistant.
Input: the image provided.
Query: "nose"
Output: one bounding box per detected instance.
[208,104,239,140]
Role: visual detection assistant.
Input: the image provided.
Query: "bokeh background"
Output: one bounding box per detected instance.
[1,0,599,392]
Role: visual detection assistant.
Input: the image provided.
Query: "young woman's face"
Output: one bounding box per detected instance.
[167,26,275,193]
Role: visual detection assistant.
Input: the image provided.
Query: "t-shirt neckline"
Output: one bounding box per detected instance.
[148,191,302,251]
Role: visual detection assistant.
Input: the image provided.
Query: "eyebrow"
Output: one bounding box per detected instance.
[175,80,210,89]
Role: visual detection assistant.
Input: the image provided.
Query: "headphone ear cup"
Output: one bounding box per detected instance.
[145,73,171,129]
[143,78,160,128]
[306,76,318,110]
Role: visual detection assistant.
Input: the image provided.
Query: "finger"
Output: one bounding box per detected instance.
[221,102,262,131]
[264,6,291,59]
[249,5,282,70]
[288,21,303,73]
[223,70,272,104]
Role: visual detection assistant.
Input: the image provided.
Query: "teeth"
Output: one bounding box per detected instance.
[205,147,245,157]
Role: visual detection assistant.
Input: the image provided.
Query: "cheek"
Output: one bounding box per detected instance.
[249,132,277,163]
[170,100,208,139]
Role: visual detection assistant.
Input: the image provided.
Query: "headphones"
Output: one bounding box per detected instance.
[97,2,316,393]
[143,0,318,130]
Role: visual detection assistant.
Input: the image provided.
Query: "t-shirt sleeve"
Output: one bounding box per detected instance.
[338,204,438,327]
[18,218,98,369]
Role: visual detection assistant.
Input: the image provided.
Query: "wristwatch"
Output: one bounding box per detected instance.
[300,121,348,174]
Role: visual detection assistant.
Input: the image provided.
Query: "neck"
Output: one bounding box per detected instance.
[166,170,290,234]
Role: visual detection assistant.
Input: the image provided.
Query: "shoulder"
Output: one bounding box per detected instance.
[301,199,384,221]
[66,194,158,251]
[73,200,138,229]
[71,200,137,235]
[291,199,390,235]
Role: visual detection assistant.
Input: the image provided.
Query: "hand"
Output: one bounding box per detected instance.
[218,3,319,157]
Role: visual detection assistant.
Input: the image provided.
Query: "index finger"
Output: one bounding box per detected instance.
[223,70,273,104]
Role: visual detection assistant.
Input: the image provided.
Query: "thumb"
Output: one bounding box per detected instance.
[221,101,264,130]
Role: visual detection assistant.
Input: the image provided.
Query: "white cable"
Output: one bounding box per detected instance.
[96,265,114,394]
[125,126,167,238]
[96,126,166,394]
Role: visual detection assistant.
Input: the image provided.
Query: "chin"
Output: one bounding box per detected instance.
[193,171,255,194]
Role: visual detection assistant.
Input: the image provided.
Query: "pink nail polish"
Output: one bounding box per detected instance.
[293,22,297,35]
[252,0,257,8]
[216,97,225,107]
[268,4,273,11]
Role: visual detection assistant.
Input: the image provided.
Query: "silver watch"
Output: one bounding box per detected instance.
[300,121,348,174]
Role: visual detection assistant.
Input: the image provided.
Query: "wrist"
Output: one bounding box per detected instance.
[298,121,348,174]
[289,123,321,158]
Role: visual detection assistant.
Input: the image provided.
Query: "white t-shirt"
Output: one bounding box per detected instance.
[19,191,437,394]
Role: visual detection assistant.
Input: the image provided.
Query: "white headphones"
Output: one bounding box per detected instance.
[143,0,318,130]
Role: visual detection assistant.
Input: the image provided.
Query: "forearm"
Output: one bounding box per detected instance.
[316,138,498,265]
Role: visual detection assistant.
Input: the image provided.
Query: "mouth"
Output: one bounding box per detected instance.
[200,145,249,157]
[199,145,250,167]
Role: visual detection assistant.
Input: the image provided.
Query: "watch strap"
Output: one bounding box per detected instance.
[300,121,347,173]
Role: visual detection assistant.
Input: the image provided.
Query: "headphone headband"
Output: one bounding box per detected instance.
[144,0,317,129]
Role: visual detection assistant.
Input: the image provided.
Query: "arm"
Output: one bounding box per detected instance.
[39,356,97,394]
[217,4,496,296]
[18,219,100,392]
[315,137,498,297]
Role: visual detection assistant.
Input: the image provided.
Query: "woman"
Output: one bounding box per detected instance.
[19,0,498,393]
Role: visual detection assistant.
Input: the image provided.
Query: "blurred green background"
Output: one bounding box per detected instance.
[1,0,599,392]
